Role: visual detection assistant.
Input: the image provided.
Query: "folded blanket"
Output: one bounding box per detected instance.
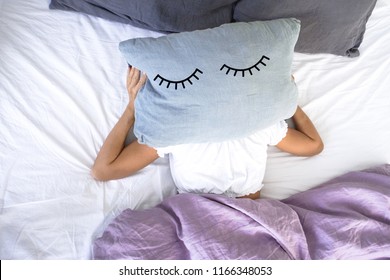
[93,164,390,260]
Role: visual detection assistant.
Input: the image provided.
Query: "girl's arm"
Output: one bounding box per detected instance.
[91,67,158,181]
[276,106,324,156]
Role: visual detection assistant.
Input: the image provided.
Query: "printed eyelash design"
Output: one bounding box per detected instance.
[220,55,270,77]
[153,68,203,90]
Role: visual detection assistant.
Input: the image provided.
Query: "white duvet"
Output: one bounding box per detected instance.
[1,0,390,259]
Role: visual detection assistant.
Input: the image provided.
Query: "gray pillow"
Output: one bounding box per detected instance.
[119,19,300,148]
[234,0,377,57]
[49,0,237,33]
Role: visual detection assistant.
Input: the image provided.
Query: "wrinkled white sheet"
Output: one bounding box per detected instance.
[0,0,390,259]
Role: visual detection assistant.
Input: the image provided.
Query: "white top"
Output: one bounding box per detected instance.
[157,121,288,198]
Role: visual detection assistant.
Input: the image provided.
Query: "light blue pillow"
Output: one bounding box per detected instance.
[119,18,300,148]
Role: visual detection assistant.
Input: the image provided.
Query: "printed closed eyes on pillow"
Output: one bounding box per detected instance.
[220,55,270,77]
[119,18,300,148]
[153,55,270,90]
[153,68,204,90]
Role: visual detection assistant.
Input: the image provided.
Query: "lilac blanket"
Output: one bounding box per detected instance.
[93,165,390,259]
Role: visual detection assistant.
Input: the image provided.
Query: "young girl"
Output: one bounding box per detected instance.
[92,67,323,199]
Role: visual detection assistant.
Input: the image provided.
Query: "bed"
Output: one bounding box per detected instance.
[1,0,390,260]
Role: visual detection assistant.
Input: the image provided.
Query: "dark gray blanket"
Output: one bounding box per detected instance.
[93,165,390,260]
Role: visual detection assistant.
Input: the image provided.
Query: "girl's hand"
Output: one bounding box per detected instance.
[126,66,147,111]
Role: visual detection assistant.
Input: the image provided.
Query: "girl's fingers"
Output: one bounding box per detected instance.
[127,67,147,98]
[132,75,145,93]
[127,67,134,89]
[135,73,147,91]
[128,68,141,87]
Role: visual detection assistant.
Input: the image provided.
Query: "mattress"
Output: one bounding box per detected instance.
[0,0,390,259]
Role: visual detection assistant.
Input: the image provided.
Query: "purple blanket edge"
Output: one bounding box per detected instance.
[93,164,390,260]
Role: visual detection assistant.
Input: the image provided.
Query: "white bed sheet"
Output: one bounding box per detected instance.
[0,0,389,259]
